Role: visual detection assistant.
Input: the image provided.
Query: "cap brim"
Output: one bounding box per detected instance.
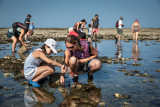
[50,47,57,54]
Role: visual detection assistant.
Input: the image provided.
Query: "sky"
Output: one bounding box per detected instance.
[0,0,160,28]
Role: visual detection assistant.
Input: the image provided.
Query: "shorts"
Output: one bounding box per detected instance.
[24,68,37,80]
[7,31,19,38]
[7,32,15,38]
[78,58,99,72]
[117,28,123,35]
[92,28,98,34]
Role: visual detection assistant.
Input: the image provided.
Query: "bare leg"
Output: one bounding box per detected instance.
[136,32,138,42]
[25,34,27,41]
[32,64,55,82]
[68,56,79,76]
[11,36,18,52]
[89,59,101,75]
[133,32,136,41]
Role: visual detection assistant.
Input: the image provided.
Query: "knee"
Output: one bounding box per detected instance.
[95,61,102,70]
[13,39,17,43]
[90,60,102,70]
[48,68,54,74]
[69,56,78,67]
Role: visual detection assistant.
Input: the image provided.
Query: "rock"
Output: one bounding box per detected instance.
[133,63,141,66]
[18,46,27,54]
[156,69,160,72]
[57,49,64,52]
[0,92,2,96]
[124,72,134,76]
[99,102,106,106]
[4,73,12,77]
[113,93,131,99]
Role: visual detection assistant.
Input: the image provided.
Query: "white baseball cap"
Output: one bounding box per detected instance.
[44,38,58,53]
[68,27,73,32]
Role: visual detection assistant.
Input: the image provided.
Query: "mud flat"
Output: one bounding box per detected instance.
[0,28,160,44]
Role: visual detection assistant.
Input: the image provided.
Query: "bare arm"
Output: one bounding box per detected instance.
[34,50,62,68]
[79,44,98,63]
[64,49,71,67]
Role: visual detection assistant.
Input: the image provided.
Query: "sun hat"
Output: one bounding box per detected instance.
[44,38,58,53]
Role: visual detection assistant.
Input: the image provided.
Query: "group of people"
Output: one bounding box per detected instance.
[6,13,141,87]
[7,14,34,54]
[23,14,101,87]
[115,17,141,45]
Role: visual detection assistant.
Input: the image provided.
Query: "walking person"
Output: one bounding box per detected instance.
[115,17,124,45]
[24,14,33,43]
[91,14,100,48]
[132,19,141,41]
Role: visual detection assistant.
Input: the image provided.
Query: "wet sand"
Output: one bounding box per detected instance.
[0,28,160,44]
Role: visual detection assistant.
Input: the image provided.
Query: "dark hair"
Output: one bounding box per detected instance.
[81,19,86,22]
[95,14,98,16]
[88,24,91,27]
[27,14,31,17]
[65,35,79,44]
[79,32,86,39]
[120,17,123,20]
[40,44,48,53]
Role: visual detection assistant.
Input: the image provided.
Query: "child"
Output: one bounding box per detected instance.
[24,38,66,87]
[88,24,92,42]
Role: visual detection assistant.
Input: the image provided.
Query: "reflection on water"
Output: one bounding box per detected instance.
[132,40,140,63]
[115,41,122,60]
[24,87,55,107]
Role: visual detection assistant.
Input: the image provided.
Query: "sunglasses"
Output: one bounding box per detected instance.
[67,46,74,49]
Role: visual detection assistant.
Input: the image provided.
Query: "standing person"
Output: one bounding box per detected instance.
[63,35,101,82]
[24,14,33,43]
[24,39,67,87]
[7,22,33,54]
[115,17,124,45]
[88,24,92,42]
[73,19,87,35]
[91,14,100,48]
[132,19,141,41]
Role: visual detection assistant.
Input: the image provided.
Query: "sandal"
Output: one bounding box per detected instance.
[29,80,40,87]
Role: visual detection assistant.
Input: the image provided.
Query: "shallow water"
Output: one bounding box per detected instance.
[0,40,160,107]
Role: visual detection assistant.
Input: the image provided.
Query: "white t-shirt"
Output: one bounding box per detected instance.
[88,28,92,35]
[118,20,123,29]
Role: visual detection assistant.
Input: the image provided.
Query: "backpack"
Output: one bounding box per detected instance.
[115,20,119,28]
[12,22,27,35]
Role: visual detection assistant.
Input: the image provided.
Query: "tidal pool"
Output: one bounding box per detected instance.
[0,40,160,107]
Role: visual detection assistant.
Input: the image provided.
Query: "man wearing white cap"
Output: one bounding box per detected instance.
[24,38,66,87]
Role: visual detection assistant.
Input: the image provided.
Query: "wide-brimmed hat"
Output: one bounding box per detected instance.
[44,39,58,53]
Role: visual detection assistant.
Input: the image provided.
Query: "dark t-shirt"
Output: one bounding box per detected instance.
[92,18,99,29]
[24,18,30,28]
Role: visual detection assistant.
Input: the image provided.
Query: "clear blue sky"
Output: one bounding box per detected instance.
[0,0,160,28]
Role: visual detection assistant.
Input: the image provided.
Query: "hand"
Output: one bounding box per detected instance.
[60,75,65,85]
[61,65,67,74]
[23,43,28,47]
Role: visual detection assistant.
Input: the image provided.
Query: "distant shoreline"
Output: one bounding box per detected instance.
[0,28,160,44]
